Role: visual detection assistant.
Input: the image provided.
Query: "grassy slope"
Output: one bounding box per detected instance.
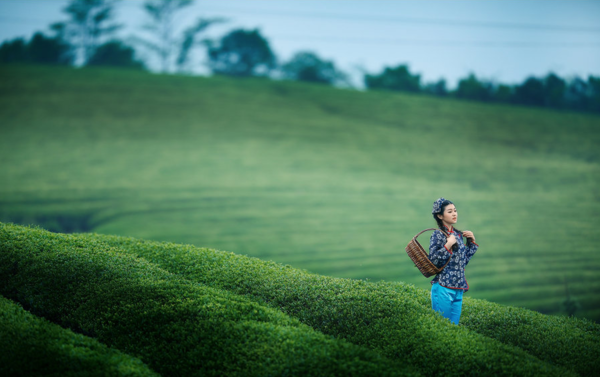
[83,228,599,377]
[0,223,414,377]
[4,222,599,376]
[0,295,159,376]
[0,64,599,321]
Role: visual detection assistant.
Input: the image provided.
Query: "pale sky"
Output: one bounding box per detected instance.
[1,0,599,88]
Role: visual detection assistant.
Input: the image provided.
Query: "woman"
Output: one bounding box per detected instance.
[428,197,478,325]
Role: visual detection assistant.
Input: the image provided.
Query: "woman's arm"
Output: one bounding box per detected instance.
[428,230,453,268]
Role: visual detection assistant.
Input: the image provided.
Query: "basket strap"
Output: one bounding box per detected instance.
[413,227,453,241]
[413,227,453,272]
[412,228,439,240]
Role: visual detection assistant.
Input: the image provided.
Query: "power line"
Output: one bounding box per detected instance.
[0,16,56,24]
[1,17,598,49]
[198,6,600,34]
[275,35,600,48]
[3,6,600,35]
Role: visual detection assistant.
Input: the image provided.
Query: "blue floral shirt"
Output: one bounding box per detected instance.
[429,226,479,291]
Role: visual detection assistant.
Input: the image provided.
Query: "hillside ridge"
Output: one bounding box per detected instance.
[2,222,599,376]
[1,64,599,324]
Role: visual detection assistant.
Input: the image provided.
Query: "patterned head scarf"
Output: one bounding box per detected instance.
[432,197,452,214]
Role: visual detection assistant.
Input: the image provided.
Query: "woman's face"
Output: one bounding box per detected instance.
[437,204,457,226]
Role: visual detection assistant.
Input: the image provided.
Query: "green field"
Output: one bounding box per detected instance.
[2,222,599,376]
[1,64,599,322]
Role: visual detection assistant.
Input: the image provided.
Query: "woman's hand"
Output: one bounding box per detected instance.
[445,234,457,250]
[463,231,476,243]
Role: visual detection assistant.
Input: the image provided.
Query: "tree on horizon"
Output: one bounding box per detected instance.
[364,64,421,93]
[0,32,73,66]
[207,29,276,77]
[133,0,224,73]
[86,40,145,69]
[280,51,348,86]
[53,0,122,66]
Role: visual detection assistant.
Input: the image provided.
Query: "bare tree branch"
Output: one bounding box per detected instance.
[61,0,122,65]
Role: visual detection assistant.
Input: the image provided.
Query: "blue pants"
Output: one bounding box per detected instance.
[431,282,464,325]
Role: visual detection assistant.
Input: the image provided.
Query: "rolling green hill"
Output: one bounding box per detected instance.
[2,222,599,376]
[0,295,158,376]
[1,64,599,322]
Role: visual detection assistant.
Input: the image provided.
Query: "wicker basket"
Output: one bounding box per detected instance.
[405,228,451,278]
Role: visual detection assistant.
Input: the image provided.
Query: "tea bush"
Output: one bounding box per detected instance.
[371,272,600,376]
[0,223,414,377]
[460,298,600,376]
[0,295,158,377]
[4,222,599,376]
[83,231,589,377]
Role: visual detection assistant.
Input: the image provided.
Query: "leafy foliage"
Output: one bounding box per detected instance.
[207,29,277,77]
[363,65,600,113]
[86,40,145,69]
[135,0,223,73]
[455,73,494,101]
[94,230,600,377]
[0,222,413,377]
[57,0,122,65]
[3,222,600,375]
[0,295,158,376]
[0,33,73,65]
[364,64,421,93]
[1,224,580,375]
[281,51,348,86]
[460,298,600,376]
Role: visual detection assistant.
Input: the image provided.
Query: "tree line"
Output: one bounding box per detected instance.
[1,0,598,114]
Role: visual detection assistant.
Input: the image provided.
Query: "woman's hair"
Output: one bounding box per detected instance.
[432,198,464,250]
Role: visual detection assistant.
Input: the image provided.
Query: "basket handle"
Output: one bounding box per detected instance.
[413,228,453,272]
[412,228,442,240]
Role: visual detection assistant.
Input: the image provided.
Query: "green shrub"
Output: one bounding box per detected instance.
[0,223,414,377]
[5,222,599,376]
[460,298,600,376]
[0,295,158,377]
[370,275,600,377]
[85,231,584,376]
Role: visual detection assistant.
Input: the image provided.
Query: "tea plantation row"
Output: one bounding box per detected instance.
[91,226,598,377]
[0,222,412,376]
[2,222,599,376]
[0,295,158,376]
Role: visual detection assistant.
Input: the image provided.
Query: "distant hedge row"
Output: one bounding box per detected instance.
[84,232,598,376]
[0,223,412,377]
[0,295,158,377]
